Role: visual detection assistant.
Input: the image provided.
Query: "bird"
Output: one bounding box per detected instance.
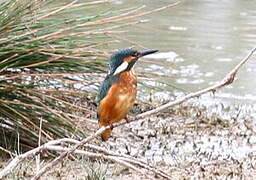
[97,48,158,141]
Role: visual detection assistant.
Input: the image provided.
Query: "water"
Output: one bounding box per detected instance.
[107,0,256,106]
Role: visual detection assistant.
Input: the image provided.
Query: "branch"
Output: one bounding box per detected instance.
[32,47,256,179]
[51,139,172,179]
[114,47,256,127]
[1,48,255,179]
[39,145,154,180]
[0,139,69,179]
[83,144,172,179]
[31,128,105,180]
[0,138,170,180]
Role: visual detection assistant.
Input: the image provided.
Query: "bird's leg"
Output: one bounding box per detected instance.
[124,116,131,123]
[109,124,114,130]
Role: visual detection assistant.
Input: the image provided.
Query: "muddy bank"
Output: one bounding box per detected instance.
[2,102,256,179]
[101,104,256,179]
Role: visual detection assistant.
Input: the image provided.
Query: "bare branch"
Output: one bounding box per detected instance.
[41,145,154,180]
[0,47,255,179]
[114,47,256,127]
[31,127,106,180]
[0,139,69,179]
[0,137,167,180]
[1,47,255,179]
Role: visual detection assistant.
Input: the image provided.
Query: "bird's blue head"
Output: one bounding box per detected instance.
[108,48,158,75]
[97,48,158,102]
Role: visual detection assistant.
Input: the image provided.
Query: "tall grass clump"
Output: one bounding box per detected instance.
[0,0,140,153]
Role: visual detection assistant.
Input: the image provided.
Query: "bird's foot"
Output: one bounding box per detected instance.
[124,116,131,123]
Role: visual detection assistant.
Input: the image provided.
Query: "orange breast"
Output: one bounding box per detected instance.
[98,70,137,126]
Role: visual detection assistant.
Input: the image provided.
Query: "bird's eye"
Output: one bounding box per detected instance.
[132,52,139,57]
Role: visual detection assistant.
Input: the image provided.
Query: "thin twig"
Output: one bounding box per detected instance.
[0,147,16,157]
[36,117,43,173]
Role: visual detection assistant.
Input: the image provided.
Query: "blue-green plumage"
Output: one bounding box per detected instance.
[109,49,138,74]
[97,49,138,102]
[97,74,118,102]
[97,48,158,103]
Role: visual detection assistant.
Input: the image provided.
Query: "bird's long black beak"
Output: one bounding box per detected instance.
[139,49,158,57]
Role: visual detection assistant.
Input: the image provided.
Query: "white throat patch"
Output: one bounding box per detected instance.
[113,61,129,75]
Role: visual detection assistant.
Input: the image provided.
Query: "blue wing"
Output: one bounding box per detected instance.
[97,75,119,102]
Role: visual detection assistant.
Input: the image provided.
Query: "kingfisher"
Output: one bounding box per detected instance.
[97,48,158,141]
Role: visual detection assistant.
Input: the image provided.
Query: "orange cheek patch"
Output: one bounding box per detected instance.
[124,56,133,63]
